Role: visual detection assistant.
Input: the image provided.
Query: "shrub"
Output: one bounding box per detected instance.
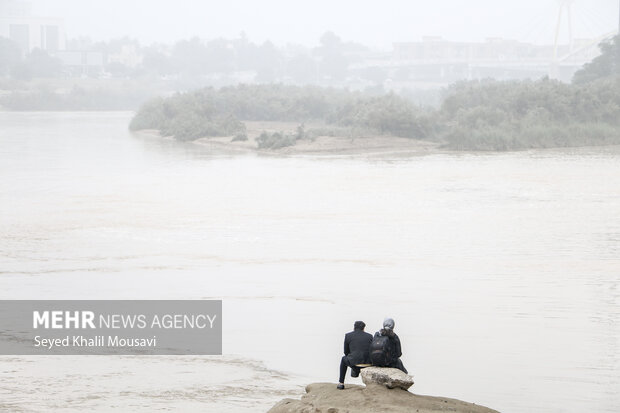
[130,85,429,141]
[231,133,248,142]
[255,131,298,149]
[436,77,620,150]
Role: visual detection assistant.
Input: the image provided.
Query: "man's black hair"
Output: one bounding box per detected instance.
[354,321,366,331]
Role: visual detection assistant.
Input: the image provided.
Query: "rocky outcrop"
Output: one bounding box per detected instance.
[360,367,414,390]
[268,382,500,413]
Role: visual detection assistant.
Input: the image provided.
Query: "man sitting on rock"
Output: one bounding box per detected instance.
[337,320,373,390]
[370,317,408,374]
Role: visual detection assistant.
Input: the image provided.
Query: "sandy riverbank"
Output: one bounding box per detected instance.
[134,124,620,158]
[134,121,441,157]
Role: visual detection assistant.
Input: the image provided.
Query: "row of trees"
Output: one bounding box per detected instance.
[0,31,367,84]
[129,84,432,142]
[434,76,620,150]
[0,38,62,79]
[87,31,363,82]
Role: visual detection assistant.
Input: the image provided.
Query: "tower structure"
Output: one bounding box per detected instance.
[553,0,575,60]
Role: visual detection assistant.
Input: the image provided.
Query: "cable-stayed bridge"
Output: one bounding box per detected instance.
[350,0,618,86]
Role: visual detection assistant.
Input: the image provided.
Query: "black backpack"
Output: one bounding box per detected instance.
[370,335,391,366]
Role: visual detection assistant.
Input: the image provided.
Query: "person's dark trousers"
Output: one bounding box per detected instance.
[339,356,361,383]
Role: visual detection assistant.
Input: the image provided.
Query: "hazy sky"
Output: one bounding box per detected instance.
[32,0,619,48]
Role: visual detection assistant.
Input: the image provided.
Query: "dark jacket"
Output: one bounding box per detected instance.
[373,330,402,364]
[343,329,373,366]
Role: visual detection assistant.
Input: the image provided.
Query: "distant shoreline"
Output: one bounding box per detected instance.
[133,125,620,157]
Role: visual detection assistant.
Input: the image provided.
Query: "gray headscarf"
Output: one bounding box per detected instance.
[381,317,395,336]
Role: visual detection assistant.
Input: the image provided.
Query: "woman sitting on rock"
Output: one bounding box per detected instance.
[370,317,408,374]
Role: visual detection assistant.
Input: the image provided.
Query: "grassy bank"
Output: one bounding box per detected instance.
[129,76,620,151]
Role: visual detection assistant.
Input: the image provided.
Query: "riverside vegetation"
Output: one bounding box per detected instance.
[130,35,620,151]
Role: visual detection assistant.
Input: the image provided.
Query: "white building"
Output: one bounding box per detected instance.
[0,0,66,54]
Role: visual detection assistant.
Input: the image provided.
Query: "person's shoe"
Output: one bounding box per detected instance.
[351,370,359,378]
[337,384,344,390]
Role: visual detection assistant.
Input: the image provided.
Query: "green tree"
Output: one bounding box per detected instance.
[11,49,62,80]
[317,32,348,82]
[573,35,620,84]
[171,37,210,77]
[0,37,21,76]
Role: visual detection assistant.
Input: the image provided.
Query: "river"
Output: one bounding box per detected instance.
[1,111,619,412]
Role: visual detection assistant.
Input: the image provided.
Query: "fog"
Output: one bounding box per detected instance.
[2,1,620,413]
[32,0,618,47]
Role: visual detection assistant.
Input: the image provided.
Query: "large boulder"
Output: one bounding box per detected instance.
[267,382,500,413]
[361,367,414,390]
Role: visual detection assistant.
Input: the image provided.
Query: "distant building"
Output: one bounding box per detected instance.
[0,0,66,54]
